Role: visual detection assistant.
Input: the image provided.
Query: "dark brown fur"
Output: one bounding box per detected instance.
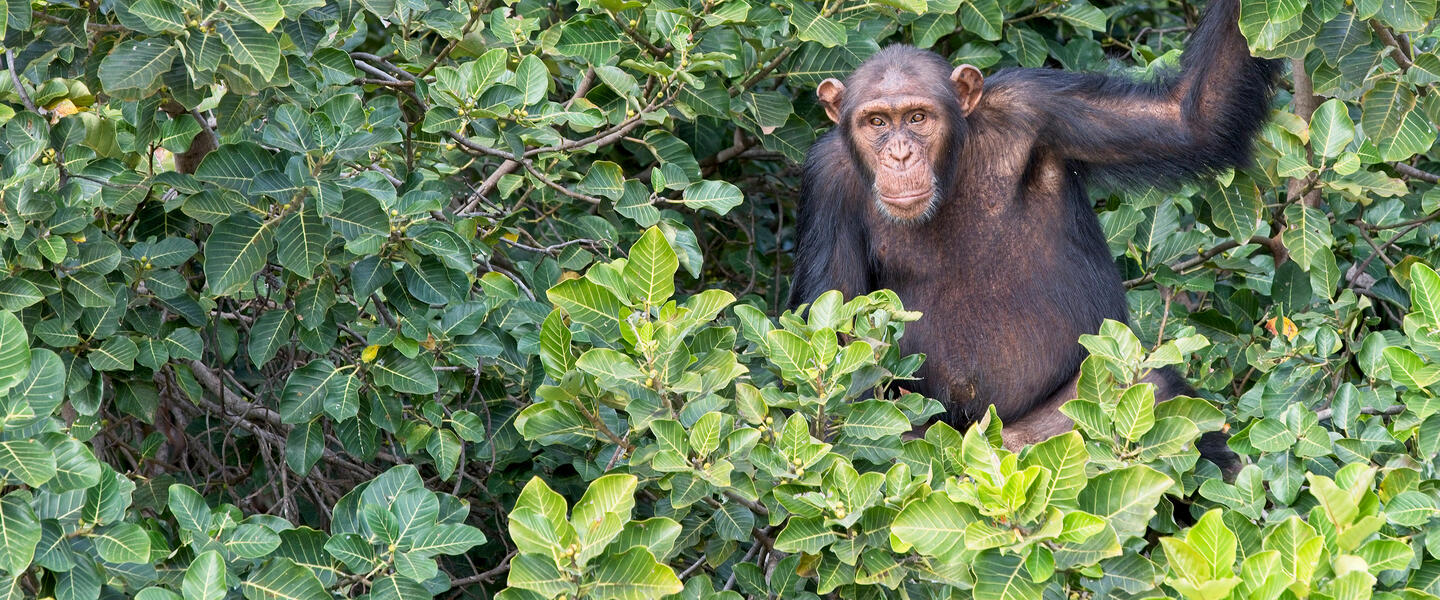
[790,0,1278,469]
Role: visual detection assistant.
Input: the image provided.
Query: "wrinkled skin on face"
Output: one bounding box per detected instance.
[816,65,983,222]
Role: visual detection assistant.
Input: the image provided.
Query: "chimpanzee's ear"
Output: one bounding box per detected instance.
[817,78,846,123]
[950,65,984,116]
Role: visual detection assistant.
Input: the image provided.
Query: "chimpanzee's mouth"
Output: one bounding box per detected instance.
[879,190,932,207]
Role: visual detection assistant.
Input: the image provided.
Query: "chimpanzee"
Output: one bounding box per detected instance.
[788,0,1278,466]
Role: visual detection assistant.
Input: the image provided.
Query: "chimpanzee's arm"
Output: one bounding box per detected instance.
[788,131,873,308]
[985,0,1280,186]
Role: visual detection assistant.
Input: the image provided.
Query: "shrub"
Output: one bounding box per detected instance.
[1,0,1439,597]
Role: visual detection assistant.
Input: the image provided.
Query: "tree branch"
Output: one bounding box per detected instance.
[1393,162,1440,183]
[1370,20,1414,71]
[5,51,43,116]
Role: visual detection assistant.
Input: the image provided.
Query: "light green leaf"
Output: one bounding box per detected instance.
[589,547,683,600]
[226,0,284,30]
[1310,98,1355,158]
[183,551,227,600]
[623,227,678,306]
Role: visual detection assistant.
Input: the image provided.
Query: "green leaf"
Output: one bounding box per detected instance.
[168,484,212,535]
[371,355,439,395]
[589,547,683,600]
[285,420,325,476]
[0,312,30,396]
[548,278,626,340]
[0,441,55,487]
[226,524,282,559]
[275,208,330,278]
[0,493,39,576]
[680,181,744,215]
[1019,432,1087,507]
[1410,262,1440,327]
[539,310,575,380]
[183,551,227,600]
[575,348,645,386]
[1114,383,1157,442]
[98,39,178,95]
[218,20,282,77]
[409,523,487,556]
[841,401,911,440]
[1310,98,1355,158]
[1383,346,1440,389]
[774,517,836,554]
[789,2,846,47]
[93,522,151,564]
[247,310,294,368]
[508,553,575,598]
[572,473,637,545]
[1077,465,1172,541]
[556,19,623,64]
[973,550,1045,600]
[623,228,678,306]
[281,359,342,424]
[578,161,625,201]
[1057,1,1107,30]
[890,493,970,560]
[959,0,1003,40]
[240,558,328,600]
[0,279,42,311]
[515,54,548,106]
[130,0,187,32]
[369,576,430,600]
[226,0,284,30]
[205,213,276,297]
[1361,79,1434,161]
[1262,517,1323,592]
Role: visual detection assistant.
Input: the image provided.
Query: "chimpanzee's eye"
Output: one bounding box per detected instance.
[910,113,926,123]
[869,117,886,127]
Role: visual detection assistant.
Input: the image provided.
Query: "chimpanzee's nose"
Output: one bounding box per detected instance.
[891,145,912,167]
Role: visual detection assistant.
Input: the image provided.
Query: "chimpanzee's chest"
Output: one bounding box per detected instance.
[863,197,1123,419]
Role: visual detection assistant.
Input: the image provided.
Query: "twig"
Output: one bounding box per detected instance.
[724,492,770,517]
[190,109,216,142]
[32,10,128,31]
[5,51,43,116]
[678,557,708,578]
[1315,404,1404,422]
[525,112,650,157]
[417,4,486,78]
[1370,21,1414,71]
[613,17,668,58]
[1124,237,1265,288]
[450,550,514,585]
[731,47,797,96]
[502,237,603,255]
[1394,162,1440,183]
[1357,209,1440,231]
[565,68,596,109]
[459,160,520,214]
[522,162,601,204]
[370,293,399,328]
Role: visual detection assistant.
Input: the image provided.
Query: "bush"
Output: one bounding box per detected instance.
[1,0,1439,597]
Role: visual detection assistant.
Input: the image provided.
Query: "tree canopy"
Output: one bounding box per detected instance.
[1,0,1439,597]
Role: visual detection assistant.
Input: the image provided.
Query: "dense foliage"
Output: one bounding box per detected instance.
[1,0,1439,596]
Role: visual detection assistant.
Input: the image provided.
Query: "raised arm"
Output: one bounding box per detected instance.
[788,131,874,309]
[982,0,1280,186]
